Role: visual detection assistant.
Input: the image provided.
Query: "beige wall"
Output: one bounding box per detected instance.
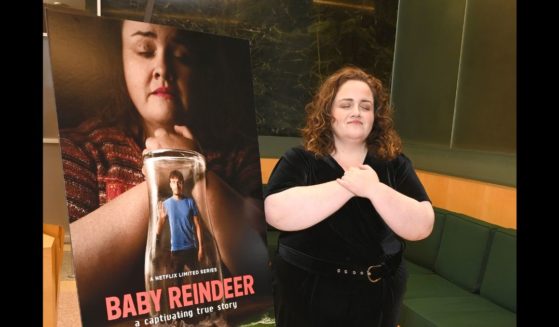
[43,142,70,238]
[415,170,516,229]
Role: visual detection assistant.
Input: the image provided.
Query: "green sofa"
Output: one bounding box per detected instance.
[266,207,516,326]
[401,208,516,327]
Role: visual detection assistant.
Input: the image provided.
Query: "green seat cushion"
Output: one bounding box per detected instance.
[405,259,434,275]
[480,228,516,312]
[405,273,472,299]
[400,296,516,327]
[405,208,446,270]
[434,213,495,292]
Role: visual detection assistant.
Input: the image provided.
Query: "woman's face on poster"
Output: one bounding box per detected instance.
[122,21,192,129]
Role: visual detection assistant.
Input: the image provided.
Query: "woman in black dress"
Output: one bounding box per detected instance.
[264,66,435,327]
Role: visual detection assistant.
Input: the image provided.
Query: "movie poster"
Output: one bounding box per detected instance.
[46,9,274,327]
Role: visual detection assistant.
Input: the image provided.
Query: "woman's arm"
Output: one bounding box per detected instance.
[70,182,149,310]
[366,184,434,241]
[337,164,434,241]
[264,181,354,231]
[204,172,269,277]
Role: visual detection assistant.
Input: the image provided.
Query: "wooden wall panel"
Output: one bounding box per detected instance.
[416,170,516,228]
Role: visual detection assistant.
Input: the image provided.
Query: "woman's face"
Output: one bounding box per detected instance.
[122,21,192,132]
[331,80,375,145]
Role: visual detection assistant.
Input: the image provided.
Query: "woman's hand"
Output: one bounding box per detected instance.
[336,164,380,198]
[145,125,198,151]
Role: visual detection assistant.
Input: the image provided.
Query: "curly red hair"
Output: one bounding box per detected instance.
[301,66,402,160]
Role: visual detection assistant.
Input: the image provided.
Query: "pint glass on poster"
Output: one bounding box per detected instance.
[143,149,225,326]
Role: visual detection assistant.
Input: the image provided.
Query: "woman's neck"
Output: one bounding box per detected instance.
[331,141,368,171]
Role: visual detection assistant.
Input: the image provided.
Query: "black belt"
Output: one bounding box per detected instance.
[278,243,402,283]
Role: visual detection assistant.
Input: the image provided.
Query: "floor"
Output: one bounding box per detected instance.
[57,244,82,327]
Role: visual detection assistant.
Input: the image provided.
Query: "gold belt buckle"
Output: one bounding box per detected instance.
[367,264,382,283]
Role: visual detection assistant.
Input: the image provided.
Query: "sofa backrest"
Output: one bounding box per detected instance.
[404,208,447,270]
[434,212,495,293]
[480,228,516,312]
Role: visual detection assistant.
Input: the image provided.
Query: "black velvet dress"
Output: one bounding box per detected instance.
[264,147,431,327]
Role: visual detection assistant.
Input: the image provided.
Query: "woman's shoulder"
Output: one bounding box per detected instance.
[59,118,142,165]
[282,146,317,162]
[60,118,137,148]
[387,152,416,174]
[367,151,413,170]
[391,152,412,164]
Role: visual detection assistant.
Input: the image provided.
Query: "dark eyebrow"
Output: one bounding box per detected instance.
[130,30,157,38]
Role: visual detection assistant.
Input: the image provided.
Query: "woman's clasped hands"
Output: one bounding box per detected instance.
[337,164,380,198]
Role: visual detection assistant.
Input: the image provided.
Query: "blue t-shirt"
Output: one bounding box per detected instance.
[163,197,199,252]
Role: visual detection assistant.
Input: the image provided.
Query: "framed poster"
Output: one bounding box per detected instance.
[46,9,273,327]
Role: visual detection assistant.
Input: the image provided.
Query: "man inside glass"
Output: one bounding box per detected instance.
[157,170,203,273]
